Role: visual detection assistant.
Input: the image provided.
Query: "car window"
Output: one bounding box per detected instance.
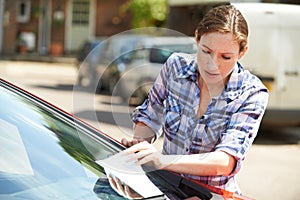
[98,35,149,65]
[149,43,196,64]
[127,42,196,63]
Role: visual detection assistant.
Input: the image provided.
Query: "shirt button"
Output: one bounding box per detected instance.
[185,147,189,152]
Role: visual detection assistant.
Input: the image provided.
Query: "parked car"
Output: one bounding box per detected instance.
[114,36,197,105]
[76,38,106,68]
[77,34,150,93]
[0,78,252,200]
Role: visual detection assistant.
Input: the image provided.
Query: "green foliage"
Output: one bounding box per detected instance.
[121,0,168,28]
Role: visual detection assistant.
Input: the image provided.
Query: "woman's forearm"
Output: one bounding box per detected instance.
[163,151,236,176]
[133,122,156,143]
[132,123,235,176]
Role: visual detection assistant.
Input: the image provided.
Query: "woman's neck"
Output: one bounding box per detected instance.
[198,76,227,98]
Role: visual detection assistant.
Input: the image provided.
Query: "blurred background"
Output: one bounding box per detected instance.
[0,0,300,199]
[0,0,298,57]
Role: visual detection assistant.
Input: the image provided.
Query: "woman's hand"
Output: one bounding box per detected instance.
[108,175,143,199]
[120,122,156,149]
[124,141,169,170]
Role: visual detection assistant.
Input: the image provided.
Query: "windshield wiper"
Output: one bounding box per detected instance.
[146,170,212,200]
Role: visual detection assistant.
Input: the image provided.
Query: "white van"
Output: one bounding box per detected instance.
[233,3,300,126]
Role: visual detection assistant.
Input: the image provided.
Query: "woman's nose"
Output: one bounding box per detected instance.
[207,54,218,70]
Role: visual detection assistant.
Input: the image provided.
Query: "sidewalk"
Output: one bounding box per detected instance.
[0,53,77,64]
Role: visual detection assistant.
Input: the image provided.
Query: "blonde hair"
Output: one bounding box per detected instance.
[196,5,248,53]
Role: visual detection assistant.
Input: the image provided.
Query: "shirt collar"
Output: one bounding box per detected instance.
[222,62,245,100]
[175,55,198,82]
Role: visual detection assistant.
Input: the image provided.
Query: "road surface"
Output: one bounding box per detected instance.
[1,60,300,199]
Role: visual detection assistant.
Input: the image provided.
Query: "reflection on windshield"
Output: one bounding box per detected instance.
[0,85,128,199]
[0,119,33,175]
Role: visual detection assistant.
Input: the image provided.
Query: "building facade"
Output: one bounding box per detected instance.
[1,0,299,56]
[0,0,131,56]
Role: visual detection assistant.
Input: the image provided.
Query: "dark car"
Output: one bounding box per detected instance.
[76,38,106,68]
[76,38,106,88]
[0,78,252,200]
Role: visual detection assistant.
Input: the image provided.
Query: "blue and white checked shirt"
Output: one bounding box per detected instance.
[131,53,269,194]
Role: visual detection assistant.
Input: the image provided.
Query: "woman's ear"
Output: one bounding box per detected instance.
[238,45,248,59]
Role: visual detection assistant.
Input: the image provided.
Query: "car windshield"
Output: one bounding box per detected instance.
[0,81,216,200]
[0,83,127,199]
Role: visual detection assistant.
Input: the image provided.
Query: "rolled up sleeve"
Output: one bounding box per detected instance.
[215,87,269,175]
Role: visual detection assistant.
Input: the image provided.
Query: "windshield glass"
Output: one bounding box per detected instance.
[0,84,127,199]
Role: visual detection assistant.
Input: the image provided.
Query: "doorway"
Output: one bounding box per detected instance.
[66,0,95,52]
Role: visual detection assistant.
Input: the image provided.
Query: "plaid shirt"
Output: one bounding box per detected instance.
[131,53,269,194]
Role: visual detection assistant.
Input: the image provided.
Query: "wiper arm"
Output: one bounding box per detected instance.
[147,170,212,200]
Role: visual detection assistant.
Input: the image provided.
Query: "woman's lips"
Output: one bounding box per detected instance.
[205,70,220,78]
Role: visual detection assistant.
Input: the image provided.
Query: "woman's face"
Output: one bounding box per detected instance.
[196,32,246,85]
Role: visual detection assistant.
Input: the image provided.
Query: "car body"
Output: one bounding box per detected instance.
[0,78,254,199]
[114,36,197,105]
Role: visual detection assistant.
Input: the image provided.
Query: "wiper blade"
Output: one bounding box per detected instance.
[147,170,212,200]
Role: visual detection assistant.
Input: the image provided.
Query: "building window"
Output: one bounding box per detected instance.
[17,0,31,23]
[72,0,89,25]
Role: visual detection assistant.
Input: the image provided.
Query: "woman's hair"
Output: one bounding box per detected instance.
[196,5,248,52]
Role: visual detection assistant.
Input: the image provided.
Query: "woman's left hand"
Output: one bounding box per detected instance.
[124,141,169,170]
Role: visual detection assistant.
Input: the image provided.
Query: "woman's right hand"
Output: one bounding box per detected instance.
[126,122,156,146]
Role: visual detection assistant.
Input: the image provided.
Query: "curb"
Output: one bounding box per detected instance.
[0,54,77,64]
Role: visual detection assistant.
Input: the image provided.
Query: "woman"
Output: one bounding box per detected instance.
[109,4,269,198]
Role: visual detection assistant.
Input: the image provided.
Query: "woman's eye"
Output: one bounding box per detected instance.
[222,56,231,60]
[202,49,210,54]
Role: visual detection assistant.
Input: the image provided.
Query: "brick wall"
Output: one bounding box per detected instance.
[96,0,132,36]
[2,1,18,54]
